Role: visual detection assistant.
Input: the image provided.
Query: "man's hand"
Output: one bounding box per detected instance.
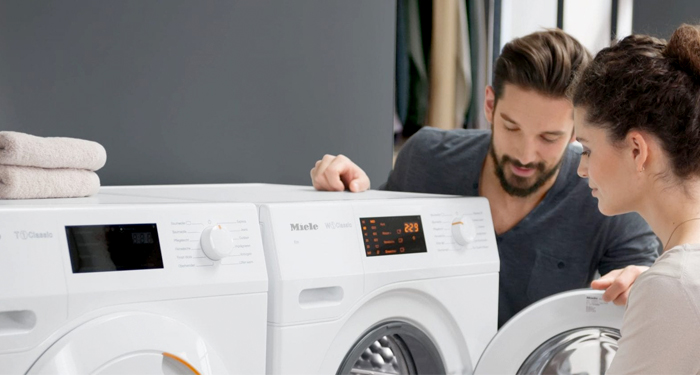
[310,154,370,192]
[591,265,649,305]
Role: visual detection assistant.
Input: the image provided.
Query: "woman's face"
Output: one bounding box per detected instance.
[574,107,640,216]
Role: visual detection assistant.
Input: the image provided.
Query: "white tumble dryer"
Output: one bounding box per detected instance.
[0,194,268,374]
[101,184,626,375]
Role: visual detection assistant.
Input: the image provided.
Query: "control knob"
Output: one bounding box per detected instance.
[201,224,235,261]
[452,216,476,246]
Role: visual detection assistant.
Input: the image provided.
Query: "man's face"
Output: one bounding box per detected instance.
[484,84,575,197]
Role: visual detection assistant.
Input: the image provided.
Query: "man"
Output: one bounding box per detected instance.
[310,29,660,327]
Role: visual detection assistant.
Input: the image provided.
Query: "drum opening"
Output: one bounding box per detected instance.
[337,321,445,375]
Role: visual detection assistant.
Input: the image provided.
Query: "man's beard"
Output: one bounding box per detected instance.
[489,138,565,198]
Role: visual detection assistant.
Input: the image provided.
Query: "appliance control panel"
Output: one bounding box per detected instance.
[353,198,498,273]
[0,202,267,303]
[260,196,498,281]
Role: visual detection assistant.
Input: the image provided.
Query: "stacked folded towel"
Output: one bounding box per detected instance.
[0,131,106,199]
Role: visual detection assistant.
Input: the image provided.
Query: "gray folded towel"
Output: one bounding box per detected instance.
[0,165,100,199]
[0,131,106,171]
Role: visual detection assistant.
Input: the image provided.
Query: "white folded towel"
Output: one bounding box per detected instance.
[0,131,106,171]
[0,165,100,199]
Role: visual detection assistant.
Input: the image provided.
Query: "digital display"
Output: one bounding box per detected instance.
[360,215,427,257]
[66,224,164,273]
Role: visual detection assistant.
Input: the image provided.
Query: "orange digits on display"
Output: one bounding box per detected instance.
[404,222,420,233]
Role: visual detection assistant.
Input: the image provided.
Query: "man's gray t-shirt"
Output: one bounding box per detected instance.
[382,128,660,327]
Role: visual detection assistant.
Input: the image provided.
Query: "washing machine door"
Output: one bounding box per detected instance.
[474,289,624,375]
[28,312,228,375]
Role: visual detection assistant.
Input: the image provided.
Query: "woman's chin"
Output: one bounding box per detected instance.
[597,201,625,217]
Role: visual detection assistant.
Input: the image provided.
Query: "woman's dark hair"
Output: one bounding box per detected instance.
[572,24,700,179]
[494,29,591,103]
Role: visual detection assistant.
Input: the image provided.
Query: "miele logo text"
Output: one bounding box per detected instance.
[290,223,319,231]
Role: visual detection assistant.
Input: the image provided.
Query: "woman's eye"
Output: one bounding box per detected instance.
[581,150,591,156]
[542,136,557,143]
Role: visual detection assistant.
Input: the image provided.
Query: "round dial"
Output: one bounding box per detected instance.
[452,216,476,246]
[200,224,235,261]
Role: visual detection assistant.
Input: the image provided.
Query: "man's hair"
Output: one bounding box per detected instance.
[493,29,592,103]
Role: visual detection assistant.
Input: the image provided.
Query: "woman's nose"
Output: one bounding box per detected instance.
[577,158,588,178]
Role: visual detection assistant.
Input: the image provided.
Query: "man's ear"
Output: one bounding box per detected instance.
[484,86,496,125]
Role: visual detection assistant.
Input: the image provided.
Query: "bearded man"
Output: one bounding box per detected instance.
[310,29,660,327]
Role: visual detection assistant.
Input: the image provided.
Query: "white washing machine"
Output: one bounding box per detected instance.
[0,194,268,374]
[101,184,626,375]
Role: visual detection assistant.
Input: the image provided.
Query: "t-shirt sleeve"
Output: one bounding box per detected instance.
[597,213,660,276]
[606,274,700,374]
[381,128,440,192]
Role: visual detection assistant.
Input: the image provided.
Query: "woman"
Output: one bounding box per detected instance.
[572,24,700,374]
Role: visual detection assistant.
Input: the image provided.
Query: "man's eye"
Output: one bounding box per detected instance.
[581,150,591,156]
[541,136,558,143]
[504,125,517,131]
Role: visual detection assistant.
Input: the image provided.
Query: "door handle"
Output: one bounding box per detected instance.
[0,310,36,335]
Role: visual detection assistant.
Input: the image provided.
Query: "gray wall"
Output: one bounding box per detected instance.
[0,1,395,186]
[633,0,700,39]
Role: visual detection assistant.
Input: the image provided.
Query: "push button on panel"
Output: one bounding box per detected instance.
[201,224,235,261]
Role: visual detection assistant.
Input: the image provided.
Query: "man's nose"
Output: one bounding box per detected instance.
[515,141,538,166]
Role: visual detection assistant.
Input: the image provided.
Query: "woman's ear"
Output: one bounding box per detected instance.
[627,131,650,172]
